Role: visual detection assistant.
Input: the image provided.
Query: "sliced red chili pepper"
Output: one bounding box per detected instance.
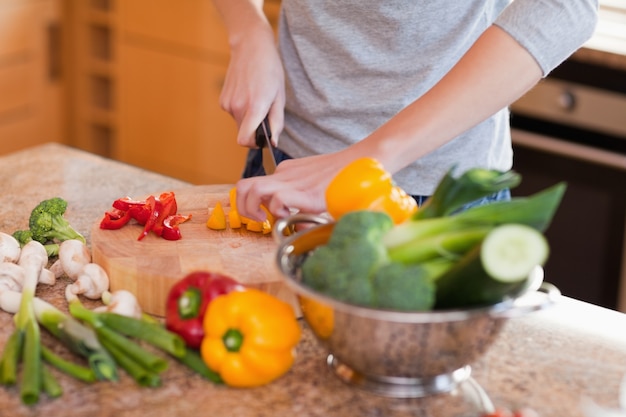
[99,208,132,230]
[112,196,147,211]
[137,195,158,241]
[128,204,151,225]
[161,214,192,241]
[152,192,178,236]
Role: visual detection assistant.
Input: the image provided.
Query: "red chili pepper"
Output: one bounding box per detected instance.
[165,271,244,349]
[137,195,158,241]
[99,208,132,230]
[161,214,193,241]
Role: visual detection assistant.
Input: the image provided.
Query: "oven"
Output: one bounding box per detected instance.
[510,58,626,311]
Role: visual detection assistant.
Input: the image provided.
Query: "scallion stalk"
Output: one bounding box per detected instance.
[96,312,186,358]
[98,336,161,388]
[31,296,118,382]
[68,301,168,384]
[41,365,63,399]
[0,330,23,385]
[41,346,96,383]
[174,348,223,384]
[20,319,41,405]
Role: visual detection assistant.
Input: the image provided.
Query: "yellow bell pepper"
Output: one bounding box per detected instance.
[299,296,334,339]
[206,201,226,230]
[325,157,417,224]
[200,288,301,388]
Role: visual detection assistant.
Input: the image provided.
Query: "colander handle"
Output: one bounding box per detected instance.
[272,213,332,244]
[489,282,561,319]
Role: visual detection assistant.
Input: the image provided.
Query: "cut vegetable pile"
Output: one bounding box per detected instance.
[0,199,224,405]
[206,187,274,234]
[301,159,566,311]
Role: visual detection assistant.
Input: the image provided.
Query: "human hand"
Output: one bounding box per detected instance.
[234,152,357,221]
[219,25,285,148]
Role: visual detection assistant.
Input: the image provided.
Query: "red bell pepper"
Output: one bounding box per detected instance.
[165,271,244,349]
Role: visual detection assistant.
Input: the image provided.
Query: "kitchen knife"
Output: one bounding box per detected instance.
[255,115,277,175]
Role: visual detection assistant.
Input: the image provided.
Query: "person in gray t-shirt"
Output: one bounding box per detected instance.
[211,0,598,221]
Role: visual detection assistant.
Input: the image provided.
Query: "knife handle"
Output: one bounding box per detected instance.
[255,115,272,148]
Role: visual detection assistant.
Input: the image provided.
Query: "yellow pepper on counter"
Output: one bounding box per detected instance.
[325,157,418,224]
[200,288,301,388]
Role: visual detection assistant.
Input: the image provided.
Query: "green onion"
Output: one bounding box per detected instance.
[174,348,223,384]
[96,312,186,358]
[20,319,41,405]
[41,365,63,399]
[0,330,23,386]
[98,336,161,388]
[32,297,118,382]
[69,301,169,385]
[41,346,96,383]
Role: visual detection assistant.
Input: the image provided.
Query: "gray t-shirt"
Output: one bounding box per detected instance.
[276,0,598,195]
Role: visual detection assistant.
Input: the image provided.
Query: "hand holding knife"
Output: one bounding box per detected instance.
[255,115,277,175]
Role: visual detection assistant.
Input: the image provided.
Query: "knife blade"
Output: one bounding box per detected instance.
[255,115,277,175]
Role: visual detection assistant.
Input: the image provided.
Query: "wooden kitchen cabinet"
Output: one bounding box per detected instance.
[0,0,64,155]
[115,0,246,184]
[117,43,244,184]
[66,0,281,185]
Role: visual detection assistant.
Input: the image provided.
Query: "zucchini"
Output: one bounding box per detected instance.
[434,224,549,309]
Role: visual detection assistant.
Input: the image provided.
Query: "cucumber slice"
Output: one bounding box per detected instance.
[480,224,549,283]
[434,224,550,309]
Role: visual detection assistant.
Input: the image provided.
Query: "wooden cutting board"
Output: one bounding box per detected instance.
[91,185,296,317]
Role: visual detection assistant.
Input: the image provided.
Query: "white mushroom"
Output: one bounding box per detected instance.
[0,262,26,292]
[17,240,48,290]
[65,263,110,302]
[38,268,56,286]
[59,239,92,280]
[0,289,21,314]
[0,232,21,263]
[48,259,65,279]
[96,290,142,319]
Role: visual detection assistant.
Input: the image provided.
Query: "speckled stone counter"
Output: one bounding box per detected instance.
[1,143,626,417]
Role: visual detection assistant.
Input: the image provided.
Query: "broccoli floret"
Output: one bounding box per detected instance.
[301,210,393,307]
[370,262,438,311]
[12,229,33,246]
[28,197,85,245]
[12,229,60,257]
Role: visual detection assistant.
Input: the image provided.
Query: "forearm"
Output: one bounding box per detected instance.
[358,25,542,174]
[211,0,274,48]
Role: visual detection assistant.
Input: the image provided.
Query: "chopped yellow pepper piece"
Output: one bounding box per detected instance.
[206,201,226,230]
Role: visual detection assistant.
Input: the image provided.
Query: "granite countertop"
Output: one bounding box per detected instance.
[1,143,626,417]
